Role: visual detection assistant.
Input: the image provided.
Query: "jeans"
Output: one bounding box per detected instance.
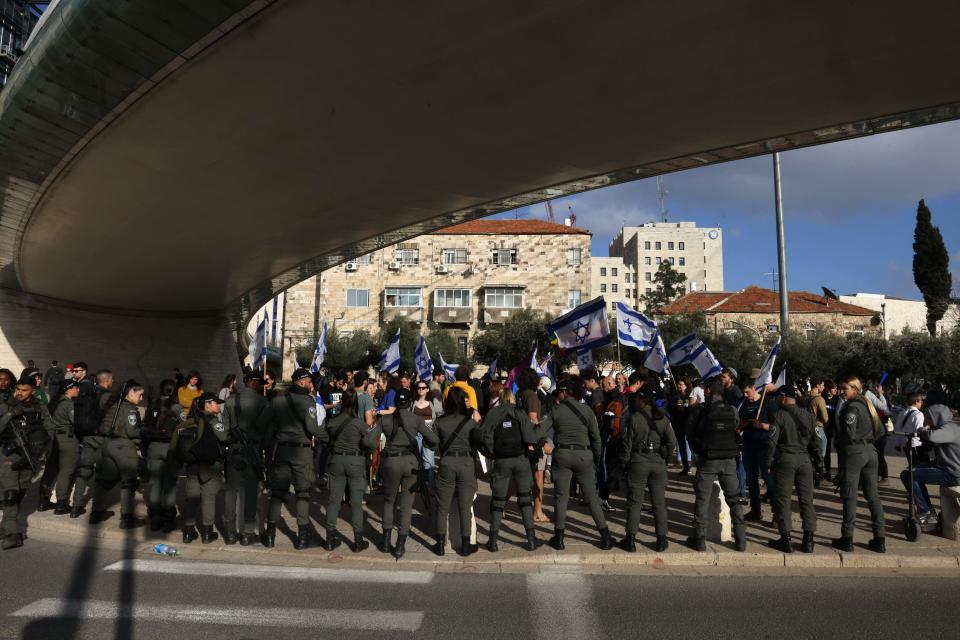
[741,435,773,509]
[815,426,827,462]
[900,466,960,513]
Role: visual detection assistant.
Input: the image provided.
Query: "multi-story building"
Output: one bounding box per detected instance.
[591,256,636,314]
[839,292,959,338]
[0,1,43,88]
[276,219,592,372]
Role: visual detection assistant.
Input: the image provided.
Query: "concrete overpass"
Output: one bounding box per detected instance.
[1,0,959,385]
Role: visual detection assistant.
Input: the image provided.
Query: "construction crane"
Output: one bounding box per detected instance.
[544,201,556,223]
[657,175,668,222]
[567,205,577,227]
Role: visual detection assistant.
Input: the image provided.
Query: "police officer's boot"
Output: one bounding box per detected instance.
[525,528,538,552]
[353,532,369,553]
[161,509,177,534]
[745,505,763,522]
[831,536,854,552]
[200,526,219,544]
[261,523,276,548]
[223,529,238,545]
[182,525,199,544]
[483,532,495,553]
[119,514,146,530]
[239,532,259,546]
[393,534,407,559]
[800,531,815,554]
[767,533,792,553]
[734,534,747,552]
[88,510,114,525]
[868,537,886,554]
[323,529,341,551]
[460,536,477,557]
[54,500,71,516]
[619,533,637,552]
[655,535,669,552]
[598,527,614,551]
[549,528,565,551]
[36,495,54,512]
[685,535,706,551]
[2,533,24,550]
[379,529,393,553]
[149,510,163,532]
[70,504,86,519]
[293,525,309,550]
[436,533,449,555]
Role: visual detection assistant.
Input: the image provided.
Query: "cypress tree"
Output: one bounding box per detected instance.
[912,199,952,335]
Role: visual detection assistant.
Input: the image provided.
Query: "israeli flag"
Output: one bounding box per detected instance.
[576,349,593,371]
[414,336,434,381]
[310,322,328,373]
[438,352,459,378]
[530,344,543,375]
[549,296,611,352]
[668,333,722,380]
[378,328,401,374]
[774,366,786,389]
[292,349,301,370]
[755,336,781,390]
[248,315,268,369]
[487,358,498,381]
[643,331,670,377]
[539,353,556,388]
[615,302,658,350]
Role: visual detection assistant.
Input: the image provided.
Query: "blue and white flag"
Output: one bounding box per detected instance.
[292,349,301,370]
[530,344,543,375]
[615,302,658,351]
[549,296,611,352]
[414,336,434,381]
[774,366,786,389]
[643,331,670,377]
[248,315,267,369]
[310,322,328,373]
[576,349,593,371]
[487,358,498,381]
[539,353,555,387]
[755,336,782,390]
[438,352,459,378]
[378,328,401,374]
[668,333,722,380]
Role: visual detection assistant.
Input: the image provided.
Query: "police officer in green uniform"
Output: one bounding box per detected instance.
[171,392,229,543]
[0,377,52,550]
[687,378,746,552]
[832,376,886,553]
[375,388,438,559]
[619,386,676,552]
[538,380,614,551]
[38,379,80,515]
[142,379,184,533]
[765,386,818,553]
[263,368,322,550]
[90,380,147,530]
[478,389,542,553]
[432,387,479,557]
[222,372,272,546]
[70,367,112,518]
[319,387,376,552]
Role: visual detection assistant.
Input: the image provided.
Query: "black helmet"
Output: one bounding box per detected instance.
[395,388,414,409]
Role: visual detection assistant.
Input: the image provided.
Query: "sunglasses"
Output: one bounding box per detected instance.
[417,386,428,390]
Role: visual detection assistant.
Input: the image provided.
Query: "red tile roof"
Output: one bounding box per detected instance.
[661,286,876,316]
[432,219,591,235]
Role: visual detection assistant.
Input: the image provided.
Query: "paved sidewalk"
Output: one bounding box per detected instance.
[19,453,960,573]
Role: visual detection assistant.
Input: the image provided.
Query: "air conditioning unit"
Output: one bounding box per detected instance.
[388,261,402,270]
[345,262,358,272]
[436,264,449,274]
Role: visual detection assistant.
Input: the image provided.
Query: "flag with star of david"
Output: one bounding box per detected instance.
[667,333,722,380]
[548,296,611,352]
[615,302,658,351]
[414,335,434,381]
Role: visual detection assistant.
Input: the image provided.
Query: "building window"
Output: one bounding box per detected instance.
[600,284,607,293]
[805,328,817,339]
[394,247,419,265]
[679,257,686,266]
[491,248,518,266]
[568,289,582,308]
[644,241,651,250]
[668,242,674,250]
[346,289,369,308]
[485,287,523,308]
[600,267,607,276]
[645,287,652,293]
[767,324,779,333]
[611,302,616,311]
[353,254,372,265]
[612,267,618,277]
[845,330,865,338]
[434,288,471,308]
[384,287,422,307]
[655,241,662,250]
[612,284,618,293]
[656,257,662,265]
[644,257,651,266]
[722,328,739,337]
[457,336,468,355]
[441,248,468,264]
[668,257,675,265]
[679,241,685,250]
[645,272,652,282]
[567,248,582,266]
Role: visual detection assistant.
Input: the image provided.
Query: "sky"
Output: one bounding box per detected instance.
[493,120,960,299]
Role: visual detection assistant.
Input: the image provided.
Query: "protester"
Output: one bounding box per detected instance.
[902,404,960,521]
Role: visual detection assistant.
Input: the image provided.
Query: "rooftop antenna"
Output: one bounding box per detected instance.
[657,175,668,223]
[567,204,577,227]
[763,268,778,292]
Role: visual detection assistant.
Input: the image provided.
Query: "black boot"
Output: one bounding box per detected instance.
[549,528,565,550]
[686,536,706,551]
[619,533,637,552]
[182,525,199,544]
[868,537,886,554]
[119,514,145,530]
[293,525,309,550]
[767,534,792,553]
[484,532,496,553]
[1,533,24,550]
[161,509,177,534]
[735,535,747,552]
[223,530,238,545]
[655,535,669,552]
[379,529,393,553]
[745,506,763,522]
[598,527,614,550]
[54,500,71,516]
[460,536,476,557]
[88,510,114,525]
[831,536,854,552]
[200,526,219,544]
[149,512,163,532]
[353,532,369,553]
[436,533,449,555]
[69,505,86,519]
[36,497,54,512]
[239,532,259,546]
[800,531,814,554]
[393,534,407,559]
[324,530,341,551]
[261,523,276,548]
[525,528,538,552]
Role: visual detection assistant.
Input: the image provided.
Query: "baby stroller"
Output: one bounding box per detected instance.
[895,431,940,541]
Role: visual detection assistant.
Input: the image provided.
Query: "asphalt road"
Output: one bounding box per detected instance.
[1,541,957,640]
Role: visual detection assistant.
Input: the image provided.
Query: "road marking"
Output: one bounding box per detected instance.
[10,599,424,632]
[527,573,600,640]
[103,559,433,584]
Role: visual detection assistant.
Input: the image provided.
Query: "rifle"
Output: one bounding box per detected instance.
[9,417,37,475]
[233,426,267,483]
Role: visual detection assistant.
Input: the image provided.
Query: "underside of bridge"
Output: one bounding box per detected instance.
[1,0,958,383]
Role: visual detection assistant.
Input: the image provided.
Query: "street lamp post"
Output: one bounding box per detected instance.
[773,152,789,334]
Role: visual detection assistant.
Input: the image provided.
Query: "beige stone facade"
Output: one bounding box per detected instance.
[591,256,637,314]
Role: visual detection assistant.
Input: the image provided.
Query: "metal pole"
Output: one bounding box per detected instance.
[773,152,789,333]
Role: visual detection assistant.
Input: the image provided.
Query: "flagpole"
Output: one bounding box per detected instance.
[756,384,769,415]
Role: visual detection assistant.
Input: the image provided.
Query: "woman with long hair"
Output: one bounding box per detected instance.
[432,387,479,556]
[177,370,203,416]
[218,374,237,401]
[142,379,183,532]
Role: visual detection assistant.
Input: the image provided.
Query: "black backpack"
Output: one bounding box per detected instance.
[493,413,525,458]
[175,418,222,466]
[73,386,106,437]
[701,402,740,458]
[142,399,182,441]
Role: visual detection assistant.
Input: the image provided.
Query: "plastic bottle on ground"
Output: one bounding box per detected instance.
[154,543,179,557]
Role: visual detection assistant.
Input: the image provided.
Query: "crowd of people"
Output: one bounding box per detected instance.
[1,357,958,557]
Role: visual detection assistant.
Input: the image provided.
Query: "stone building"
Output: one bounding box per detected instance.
[660,286,880,337]
[839,292,959,339]
[279,219,592,368]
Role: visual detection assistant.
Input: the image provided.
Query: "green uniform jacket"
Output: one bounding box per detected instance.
[476,404,542,455]
[169,410,230,481]
[539,399,601,459]
[318,413,376,454]
[620,407,676,466]
[265,388,322,447]
[0,398,52,443]
[766,404,816,468]
[223,386,272,443]
[835,396,876,448]
[98,400,143,441]
[434,413,478,456]
[48,397,74,437]
[375,411,438,455]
